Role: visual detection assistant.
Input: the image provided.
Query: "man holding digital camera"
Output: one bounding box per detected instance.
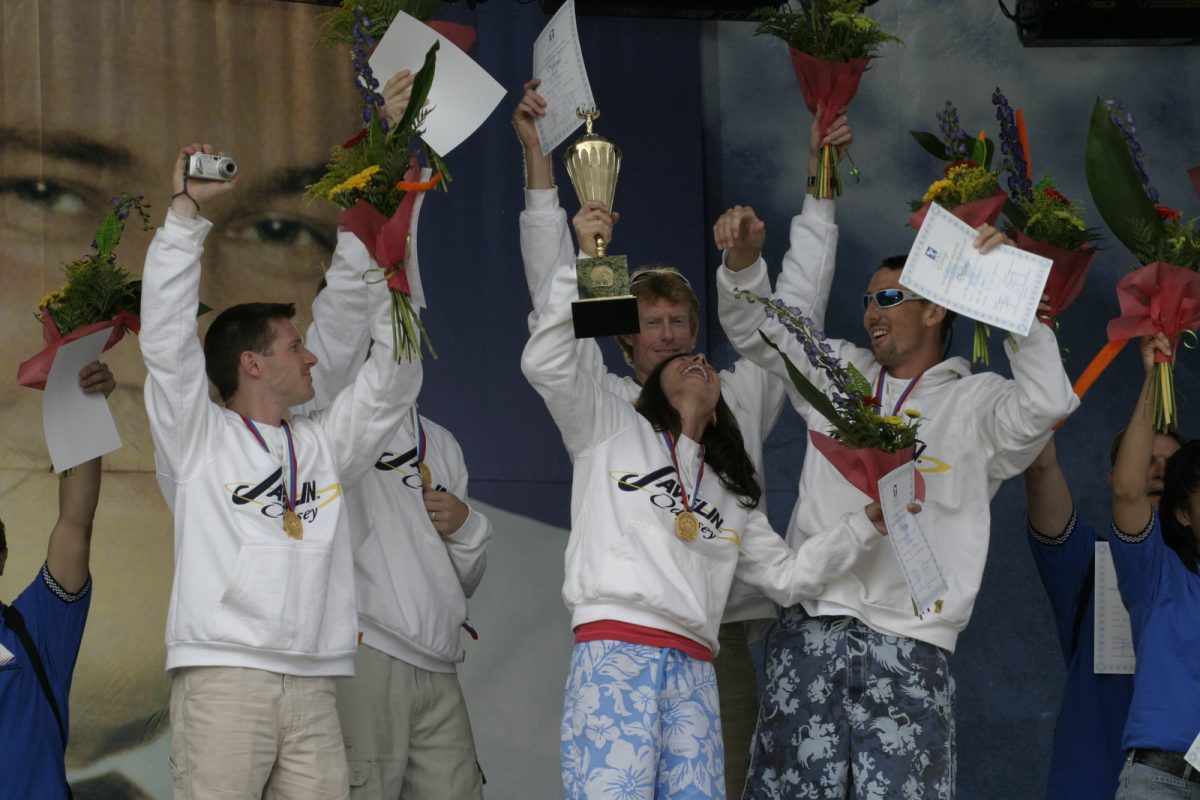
[140,143,421,798]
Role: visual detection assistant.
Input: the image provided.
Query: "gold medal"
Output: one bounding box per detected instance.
[675,511,699,542]
[283,510,304,540]
[418,462,432,487]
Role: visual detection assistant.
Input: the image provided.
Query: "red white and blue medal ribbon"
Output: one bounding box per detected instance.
[662,431,705,541]
[874,368,924,416]
[241,416,304,539]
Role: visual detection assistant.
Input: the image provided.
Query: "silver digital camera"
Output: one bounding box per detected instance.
[186,153,238,181]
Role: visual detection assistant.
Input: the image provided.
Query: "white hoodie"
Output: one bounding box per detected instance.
[298,232,491,673]
[518,188,839,623]
[716,258,1080,652]
[141,211,421,676]
[521,260,883,655]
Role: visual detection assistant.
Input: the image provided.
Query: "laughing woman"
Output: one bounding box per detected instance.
[521,261,901,800]
[1111,333,1200,799]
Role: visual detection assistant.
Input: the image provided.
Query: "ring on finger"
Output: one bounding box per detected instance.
[430,511,438,522]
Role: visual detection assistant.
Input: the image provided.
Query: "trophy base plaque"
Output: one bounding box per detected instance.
[572,295,640,338]
[572,253,640,338]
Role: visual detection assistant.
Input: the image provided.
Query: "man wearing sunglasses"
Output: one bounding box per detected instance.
[512,79,852,797]
[714,214,1079,797]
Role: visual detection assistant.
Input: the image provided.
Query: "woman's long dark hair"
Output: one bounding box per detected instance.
[635,355,761,509]
[1160,441,1200,573]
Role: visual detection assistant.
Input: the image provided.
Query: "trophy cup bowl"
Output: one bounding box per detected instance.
[564,107,639,338]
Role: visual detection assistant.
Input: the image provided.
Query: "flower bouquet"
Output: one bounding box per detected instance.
[736,289,926,503]
[992,89,1100,328]
[909,104,1010,362]
[909,101,1007,235]
[1085,96,1200,431]
[754,0,900,199]
[308,2,449,360]
[18,194,153,390]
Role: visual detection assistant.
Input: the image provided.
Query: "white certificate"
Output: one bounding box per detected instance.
[43,329,121,472]
[532,0,596,156]
[1186,730,1200,771]
[1093,542,1136,675]
[369,12,506,156]
[879,461,947,614]
[900,202,1052,336]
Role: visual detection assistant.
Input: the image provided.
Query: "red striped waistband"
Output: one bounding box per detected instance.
[574,620,713,662]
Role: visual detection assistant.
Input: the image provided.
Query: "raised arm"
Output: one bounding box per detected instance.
[1112,335,1169,535]
[1024,436,1075,538]
[309,253,424,488]
[514,78,555,192]
[299,231,374,411]
[714,107,850,327]
[513,79,576,315]
[521,261,628,455]
[979,308,1081,479]
[44,362,113,594]
[140,144,238,480]
[302,72,418,410]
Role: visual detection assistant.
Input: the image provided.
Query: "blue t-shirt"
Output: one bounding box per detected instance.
[1028,513,1134,800]
[0,563,92,799]
[1110,511,1200,752]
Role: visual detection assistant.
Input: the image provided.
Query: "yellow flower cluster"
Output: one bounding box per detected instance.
[39,289,66,309]
[922,179,954,204]
[327,165,381,200]
[946,164,998,203]
[923,165,997,207]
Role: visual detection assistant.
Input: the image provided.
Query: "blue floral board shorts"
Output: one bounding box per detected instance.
[744,608,955,800]
[561,639,726,799]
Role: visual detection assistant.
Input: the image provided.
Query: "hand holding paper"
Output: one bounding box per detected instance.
[901,202,1052,336]
[44,338,122,473]
[532,0,596,156]
[369,12,505,156]
[879,461,947,614]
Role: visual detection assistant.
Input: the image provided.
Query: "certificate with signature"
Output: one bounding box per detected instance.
[533,0,596,155]
[901,203,1052,336]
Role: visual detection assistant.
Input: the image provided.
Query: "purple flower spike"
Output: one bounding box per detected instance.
[992,87,1032,203]
[936,101,971,160]
[1104,98,1160,204]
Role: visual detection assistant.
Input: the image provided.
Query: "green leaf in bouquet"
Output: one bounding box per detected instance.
[93,211,124,259]
[397,41,439,135]
[845,362,872,398]
[1085,97,1164,266]
[758,330,852,439]
[910,130,949,161]
[968,136,995,171]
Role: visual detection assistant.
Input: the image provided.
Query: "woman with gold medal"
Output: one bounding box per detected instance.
[522,259,908,799]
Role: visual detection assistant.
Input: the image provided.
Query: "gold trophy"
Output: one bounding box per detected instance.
[564,107,639,338]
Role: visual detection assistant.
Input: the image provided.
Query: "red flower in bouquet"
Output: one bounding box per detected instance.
[1155,204,1182,222]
